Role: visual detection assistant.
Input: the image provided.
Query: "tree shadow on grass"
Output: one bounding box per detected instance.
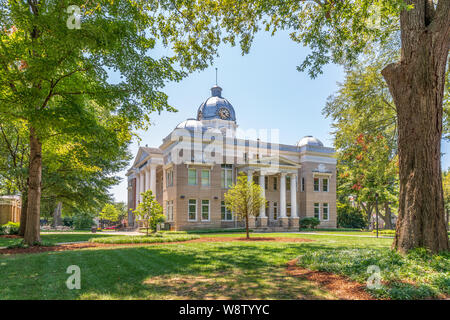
[0,242,334,300]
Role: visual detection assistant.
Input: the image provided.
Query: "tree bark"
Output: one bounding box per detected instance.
[23,126,42,245]
[382,0,449,253]
[18,187,28,236]
[383,202,393,230]
[52,201,62,227]
[245,214,249,239]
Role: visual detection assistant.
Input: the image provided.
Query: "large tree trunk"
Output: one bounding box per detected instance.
[24,126,42,245]
[383,202,393,230]
[52,201,63,227]
[18,187,28,236]
[382,1,449,253]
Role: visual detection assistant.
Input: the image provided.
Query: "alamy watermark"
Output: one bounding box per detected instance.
[366,265,382,290]
[66,265,81,290]
[66,5,81,30]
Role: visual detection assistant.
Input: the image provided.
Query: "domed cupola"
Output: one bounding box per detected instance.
[197,86,236,122]
[297,136,324,147]
[175,118,204,130]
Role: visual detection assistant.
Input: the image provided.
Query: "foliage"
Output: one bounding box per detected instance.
[0,0,219,244]
[61,211,94,229]
[99,203,121,222]
[133,190,164,235]
[6,240,54,249]
[224,173,265,239]
[297,247,450,299]
[0,222,20,235]
[72,213,95,230]
[337,201,367,229]
[90,234,199,244]
[444,169,450,213]
[299,217,320,229]
[323,51,400,227]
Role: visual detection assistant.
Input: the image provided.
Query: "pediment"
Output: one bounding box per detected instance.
[248,155,301,168]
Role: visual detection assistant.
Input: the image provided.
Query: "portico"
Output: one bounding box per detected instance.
[237,156,301,230]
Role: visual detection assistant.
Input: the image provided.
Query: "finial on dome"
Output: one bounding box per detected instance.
[211,67,222,97]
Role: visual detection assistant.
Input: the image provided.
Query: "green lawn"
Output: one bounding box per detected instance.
[0,233,448,300]
[0,233,117,247]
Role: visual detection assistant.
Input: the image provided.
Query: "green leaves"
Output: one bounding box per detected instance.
[134,189,164,232]
[224,172,265,220]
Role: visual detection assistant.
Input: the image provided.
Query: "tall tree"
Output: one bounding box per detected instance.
[0,1,208,245]
[324,50,400,230]
[172,0,449,252]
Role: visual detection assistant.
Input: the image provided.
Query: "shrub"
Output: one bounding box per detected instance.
[299,217,320,229]
[337,202,367,229]
[1,222,20,235]
[297,247,450,299]
[73,214,95,229]
[372,229,395,236]
[90,234,199,244]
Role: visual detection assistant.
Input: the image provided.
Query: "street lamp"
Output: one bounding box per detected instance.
[375,193,379,238]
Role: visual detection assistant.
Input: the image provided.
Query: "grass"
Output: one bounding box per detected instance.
[0,232,447,300]
[90,234,199,244]
[0,233,117,247]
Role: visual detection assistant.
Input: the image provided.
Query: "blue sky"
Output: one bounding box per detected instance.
[109,30,450,203]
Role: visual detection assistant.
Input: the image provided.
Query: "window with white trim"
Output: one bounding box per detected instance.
[188,199,197,221]
[313,177,320,192]
[221,164,233,188]
[314,203,320,220]
[201,169,210,187]
[221,201,233,221]
[286,176,291,191]
[273,177,278,190]
[188,168,197,185]
[287,203,291,217]
[166,169,173,188]
[322,203,329,220]
[166,200,174,221]
[201,200,210,221]
[322,178,329,192]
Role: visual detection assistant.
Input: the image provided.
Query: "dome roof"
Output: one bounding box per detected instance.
[297,136,324,147]
[197,86,236,122]
[176,118,203,130]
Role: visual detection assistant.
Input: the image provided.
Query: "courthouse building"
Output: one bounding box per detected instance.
[126,85,337,231]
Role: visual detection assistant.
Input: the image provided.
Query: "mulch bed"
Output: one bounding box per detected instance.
[0,235,22,239]
[194,237,314,243]
[0,237,314,255]
[286,258,376,300]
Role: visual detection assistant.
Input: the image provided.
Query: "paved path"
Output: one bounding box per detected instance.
[294,232,393,239]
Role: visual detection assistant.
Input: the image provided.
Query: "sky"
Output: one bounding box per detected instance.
[109,30,450,203]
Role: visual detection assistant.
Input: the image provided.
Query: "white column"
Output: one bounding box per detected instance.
[139,170,145,203]
[291,174,298,218]
[135,172,140,206]
[150,165,157,195]
[247,170,253,183]
[280,173,287,218]
[259,173,266,217]
[145,166,150,192]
